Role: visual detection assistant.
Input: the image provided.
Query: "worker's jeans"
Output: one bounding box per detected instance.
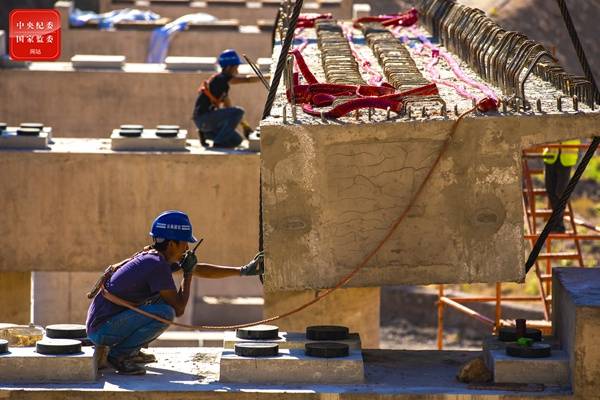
[544,161,571,231]
[88,300,175,360]
[193,106,244,148]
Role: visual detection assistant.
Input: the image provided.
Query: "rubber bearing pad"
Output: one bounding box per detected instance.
[45,324,87,339]
[156,125,180,131]
[20,122,44,130]
[119,129,142,137]
[236,324,279,340]
[17,127,41,136]
[498,327,542,342]
[0,123,7,132]
[0,339,8,354]
[305,342,349,358]
[36,338,82,355]
[306,325,349,341]
[156,129,179,138]
[120,124,144,130]
[235,342,279,357]
[506,342,551,358]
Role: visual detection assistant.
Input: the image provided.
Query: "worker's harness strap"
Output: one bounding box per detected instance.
[198,74,223,108]
[86,247,158,299]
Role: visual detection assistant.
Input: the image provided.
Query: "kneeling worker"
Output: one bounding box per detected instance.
[192,49,254,148]
[86,210,263,375]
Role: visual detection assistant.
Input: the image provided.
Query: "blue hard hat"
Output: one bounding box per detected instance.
[218,49,242,68]
[149,210,198,243]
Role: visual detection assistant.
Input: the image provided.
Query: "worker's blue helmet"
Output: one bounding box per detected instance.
[218,49,242,68]
[150,210,198,243]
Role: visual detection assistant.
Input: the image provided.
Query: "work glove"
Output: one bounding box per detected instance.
[179,251,198,276]
[240,251,264,276]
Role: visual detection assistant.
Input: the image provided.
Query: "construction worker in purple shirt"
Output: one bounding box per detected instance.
[86,210,263,375]
[543,139,581,233]
[192,49,255,148]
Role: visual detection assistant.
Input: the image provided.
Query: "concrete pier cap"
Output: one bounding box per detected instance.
[259,28,600,291]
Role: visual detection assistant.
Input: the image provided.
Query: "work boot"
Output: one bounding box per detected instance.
[198,130,208,147]
[93,345,110,370]
[129,349,157,364]
[108,355,147,375]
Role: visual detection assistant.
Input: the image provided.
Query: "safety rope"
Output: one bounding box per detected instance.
[102,100,496,330]
[525,0,600,273]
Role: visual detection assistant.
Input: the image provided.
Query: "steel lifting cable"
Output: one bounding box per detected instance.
[261,0,305,119]
[104,102,489,330]
[525,0,600,273]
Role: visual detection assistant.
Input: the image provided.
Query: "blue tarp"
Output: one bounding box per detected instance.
[146,13,216,63]
[69,8,161,30]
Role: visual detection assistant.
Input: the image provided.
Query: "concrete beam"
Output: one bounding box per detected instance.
[98,0,351,23]
[553,268,600,399]
[0,346,96,383]
[56,2,272,62]
[219,348,364,384]
[0,139,259,273]
[0,65,267,138]
[260,33,600,289]
[486,347,569,385]
[0,272,31,325]
[223,331,361,350]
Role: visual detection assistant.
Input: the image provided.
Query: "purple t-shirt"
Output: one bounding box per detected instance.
[86,252,178,334]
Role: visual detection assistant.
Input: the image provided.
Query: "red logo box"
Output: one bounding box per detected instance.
[9,9,61,61]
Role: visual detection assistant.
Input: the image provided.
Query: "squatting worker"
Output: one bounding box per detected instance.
[192,49,255,148]
[86,210,264,375]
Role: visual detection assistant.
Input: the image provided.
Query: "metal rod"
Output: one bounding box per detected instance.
[242,54,270,91]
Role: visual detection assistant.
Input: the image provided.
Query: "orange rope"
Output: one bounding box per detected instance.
[103,106,478,330]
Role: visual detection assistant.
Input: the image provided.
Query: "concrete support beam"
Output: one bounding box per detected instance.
[486,348,569,385]
[0,272,30,325]
[263,287,379,349]
[0,66,267,138]
[223,331,361,350]
[553,268,600,399]
[219,348,364,384]
[0,346,96,383]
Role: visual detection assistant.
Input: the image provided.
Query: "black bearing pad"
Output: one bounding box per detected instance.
[156,129,179,138]
[506,342,551,358]
[0,339,8,354]
[120,124,144,131]
[0,123,7,132]
[234,342,279,357]
[17,127,41,136]
[45,324,87,339]
[119,129,142,137]
[156,125,180,131]
[306,325,349,341]
[305,342,349,358]
[20,122,44,130]
[498,327,542,342]
[236,324,279,340]
[36,338,82,355]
